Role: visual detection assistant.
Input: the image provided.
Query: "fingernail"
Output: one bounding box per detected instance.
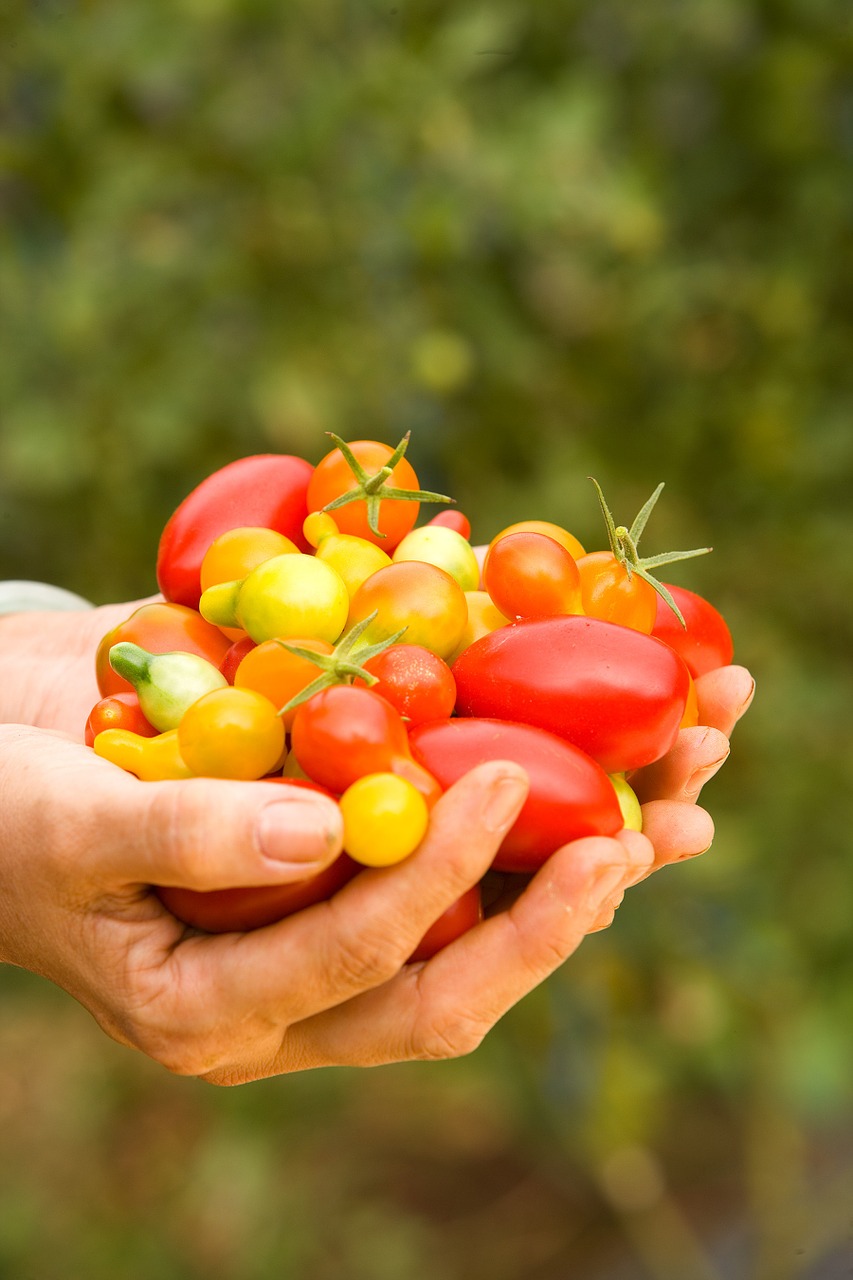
[585,861,631,910]
[256,798,341,864]
[482,773,528,833]
[686,749,730,799]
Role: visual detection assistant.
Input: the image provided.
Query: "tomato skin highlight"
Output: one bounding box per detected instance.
[409,717,623,872]
[451,616,690,773]
[157,454,313,609]
[651,583,734,678]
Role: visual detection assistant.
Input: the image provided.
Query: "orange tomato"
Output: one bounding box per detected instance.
[576,551,658,633]
[234,637,334,729]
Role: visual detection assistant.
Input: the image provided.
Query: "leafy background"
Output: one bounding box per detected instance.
[2,0,852,1276]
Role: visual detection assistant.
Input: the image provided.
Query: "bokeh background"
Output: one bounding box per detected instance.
[2,1,853,1276]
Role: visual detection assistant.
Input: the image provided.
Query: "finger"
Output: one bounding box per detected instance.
[630,726,730,804]
[12,728,346,890]
[695,665,755,736]
[637,799,715,873]
[185,761,530,1032]
[269,835,644,1073]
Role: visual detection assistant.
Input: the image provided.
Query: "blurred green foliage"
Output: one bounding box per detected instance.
[2,0,853,1276]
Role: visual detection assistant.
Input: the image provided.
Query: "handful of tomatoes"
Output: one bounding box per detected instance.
[86,433,734,956]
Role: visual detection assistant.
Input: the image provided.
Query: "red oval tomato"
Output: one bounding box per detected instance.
[409,717,623,872]
[451,615,690,773]
[408,885,483,962]
[95,602,233,697]
[157,454,313,609]
[651,583,734,678]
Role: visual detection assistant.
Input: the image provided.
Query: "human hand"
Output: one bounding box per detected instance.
[0,728,650,1080]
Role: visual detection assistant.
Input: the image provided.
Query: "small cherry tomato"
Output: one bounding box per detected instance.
[483,531,583,620]
[219,635,257,684]
[339,773,429,867]
[307,437,425,549]
[576,550,658,633]
[427,510,472,540]
[651,583,734,678]
[84,692,157,747]
[355,644,456,725]
[177,687,286,780]
[200,526,299,594]
[408,885,483,963]
[303,511,393,597]
[489,519,585,561]
[290,684,411,793]
[347,560,468,661]
[392,525,480,593]
[201,553,350,646]
[96,602,232,698]
[235,637,334,729]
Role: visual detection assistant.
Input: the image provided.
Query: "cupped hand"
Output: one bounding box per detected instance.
[0,730,647,1081]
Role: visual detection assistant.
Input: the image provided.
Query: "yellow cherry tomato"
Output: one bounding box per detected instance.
[200,526,299,593]
[392,525,481,593]
[177,687,285,780]
[489,519,586,562]
[200,553,350,645]
[235,637,334,730]
[339,773,430,867]
[446,590,512,664]
[609,773,643,832]
[93,728,194,781]
[304,511,393,598]
[347,560,468,661]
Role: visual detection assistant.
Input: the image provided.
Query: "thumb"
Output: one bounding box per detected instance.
[23,730,345,890]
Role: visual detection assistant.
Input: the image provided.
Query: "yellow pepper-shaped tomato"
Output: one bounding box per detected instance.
[93,728,194,781]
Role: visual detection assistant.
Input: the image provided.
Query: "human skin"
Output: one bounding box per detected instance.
[0,600,754,1083]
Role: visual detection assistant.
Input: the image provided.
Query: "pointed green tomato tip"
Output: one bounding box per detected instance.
[108,641,151,684]
[199,579,242,628]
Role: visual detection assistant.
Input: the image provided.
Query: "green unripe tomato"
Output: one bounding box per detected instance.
[392,525,481,593]
[108,642,227,732]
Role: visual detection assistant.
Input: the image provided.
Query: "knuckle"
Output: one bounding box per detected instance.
[412,1007,490,1062]
[328,915,408,994]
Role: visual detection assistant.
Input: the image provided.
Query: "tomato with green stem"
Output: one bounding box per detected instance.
[347,560,468,662]
[306,433,453,549]
[651,583,734,678]
[96,602,232,698]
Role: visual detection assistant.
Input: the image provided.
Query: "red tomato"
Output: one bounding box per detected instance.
[651,583,734,678]
[483,531,582,619]
[427,510,472,540]
[219,635,257,684]
[307,439,423,549]
[95,602,232,697]
[354,644,456,725]
[157,454,313,609]
[451,616,690,773]
[290,684,412,794]
[84,692,157,747]
[408,885,483,963]
[409,718,624,872]
[576,550,658,633]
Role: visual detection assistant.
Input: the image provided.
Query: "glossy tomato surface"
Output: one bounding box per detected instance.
[651,583,734,678]
[157,454,313,609]
[451,616,690,773]
[409,717,623,872]
[290,684,411,793]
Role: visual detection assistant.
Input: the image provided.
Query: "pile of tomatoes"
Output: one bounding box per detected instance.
[86,433,734,955]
